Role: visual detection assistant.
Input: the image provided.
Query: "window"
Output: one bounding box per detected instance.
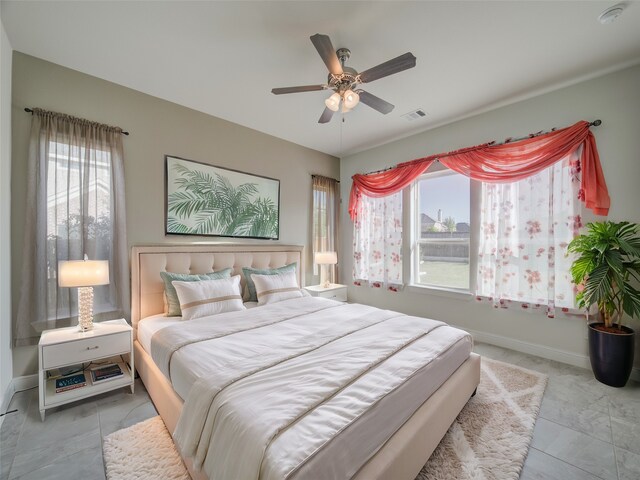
[353,191,403,290]
[476,150,581,315]
[312,175,339,281]
[413,170,470,291]
[46,141,114,317]
[15,109,128,346]
[410,152,579,316]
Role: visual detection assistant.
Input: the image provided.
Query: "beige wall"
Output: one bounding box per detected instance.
[11,52,339,377]
[0,14,13,403]
[340,64,640,373]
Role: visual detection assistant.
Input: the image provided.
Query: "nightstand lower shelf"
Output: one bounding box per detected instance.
[43,361,133,412]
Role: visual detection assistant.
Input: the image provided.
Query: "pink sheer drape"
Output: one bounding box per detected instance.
[349,121,609,218]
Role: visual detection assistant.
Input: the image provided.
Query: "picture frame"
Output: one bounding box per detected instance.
[165,155,280,240]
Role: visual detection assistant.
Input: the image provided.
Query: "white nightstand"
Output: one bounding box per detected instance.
[38,318,134,421]
[304,283,348,302]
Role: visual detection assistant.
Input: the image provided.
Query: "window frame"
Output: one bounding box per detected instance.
[408,166,479,297]
[406,164,475,296]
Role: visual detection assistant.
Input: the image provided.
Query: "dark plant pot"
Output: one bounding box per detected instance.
[588,323,635,388]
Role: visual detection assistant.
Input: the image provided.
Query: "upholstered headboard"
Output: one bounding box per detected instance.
[130,244,304,330]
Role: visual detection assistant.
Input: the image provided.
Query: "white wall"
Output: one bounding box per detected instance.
[0,13,13,407]
[340,65,640,372]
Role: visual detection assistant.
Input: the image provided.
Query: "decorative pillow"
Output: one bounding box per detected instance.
[242,263,297,302]
[160,268,232,316]
[172,275,245,321]
[251,271,304,306]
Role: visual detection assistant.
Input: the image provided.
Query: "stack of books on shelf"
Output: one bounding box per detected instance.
[90,363,123,384]
[55,373,87,393]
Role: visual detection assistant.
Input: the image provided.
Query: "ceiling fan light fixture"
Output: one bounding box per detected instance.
[343,89,360,109]
[341,104,352,113]
[325,92,341,112]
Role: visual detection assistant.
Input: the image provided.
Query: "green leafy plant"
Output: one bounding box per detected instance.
[167,164,278,238]
[443,216,457,233]
[568,221,640,329]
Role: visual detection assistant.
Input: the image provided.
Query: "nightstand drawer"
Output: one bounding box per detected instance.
[317,288,347,302]
[42,331,130,368]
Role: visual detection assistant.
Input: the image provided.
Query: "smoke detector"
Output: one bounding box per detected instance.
[598,3,625,24]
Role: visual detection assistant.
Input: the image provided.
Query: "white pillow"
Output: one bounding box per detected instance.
[172,275,245,321]
[251,271,304,305]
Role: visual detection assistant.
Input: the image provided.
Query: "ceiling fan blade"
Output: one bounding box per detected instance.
[358,90,395,114]
[358,52,416,84]
[318,107,335,124]
[271,85,326,95]
[310,34,343,76]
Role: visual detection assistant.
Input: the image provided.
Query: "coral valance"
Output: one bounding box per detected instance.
[349,120,609,219]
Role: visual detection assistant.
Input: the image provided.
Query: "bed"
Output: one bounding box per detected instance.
[131,244,480,480]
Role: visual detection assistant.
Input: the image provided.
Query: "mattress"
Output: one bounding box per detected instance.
[144,296,472,480]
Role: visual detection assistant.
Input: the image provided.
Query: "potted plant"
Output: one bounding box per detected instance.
[568,221,640,387]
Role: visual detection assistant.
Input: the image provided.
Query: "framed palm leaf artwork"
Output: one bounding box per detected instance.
[165,156,280,239]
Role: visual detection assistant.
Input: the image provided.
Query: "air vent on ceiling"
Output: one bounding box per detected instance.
[401,109,427,121]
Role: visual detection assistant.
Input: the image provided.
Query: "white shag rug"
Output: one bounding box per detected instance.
[103,415,190,480]
[103,357,547,480]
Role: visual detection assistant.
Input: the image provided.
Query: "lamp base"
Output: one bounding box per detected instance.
[320,265,331,289]
[77,286,94,331]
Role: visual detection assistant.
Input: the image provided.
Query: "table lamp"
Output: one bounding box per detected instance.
[314,251,337,289]
[58,255,110,331]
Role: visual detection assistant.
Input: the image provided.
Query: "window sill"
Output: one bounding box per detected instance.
[406,284,473,301]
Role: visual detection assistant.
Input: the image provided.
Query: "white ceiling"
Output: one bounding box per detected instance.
[2,1,640,157]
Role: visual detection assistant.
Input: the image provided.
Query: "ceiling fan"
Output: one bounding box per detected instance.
[271,34,416,124]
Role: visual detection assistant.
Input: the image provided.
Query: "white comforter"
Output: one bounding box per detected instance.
[150,296,472,480]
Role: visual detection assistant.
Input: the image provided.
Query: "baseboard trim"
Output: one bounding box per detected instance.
[455,325,640,383]
[0,374,38,429]
[1,373,37,408]
[0,381,16,429]
[12,373,38,392]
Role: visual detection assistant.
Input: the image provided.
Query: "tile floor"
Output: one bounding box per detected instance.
[1,343,639,479]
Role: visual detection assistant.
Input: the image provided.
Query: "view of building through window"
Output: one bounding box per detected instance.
[415,170,470,290]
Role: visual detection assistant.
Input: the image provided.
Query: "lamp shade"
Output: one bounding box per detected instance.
[343,89,360,109]
[324,92,341,112]
[58,260,109,287]
[314,251,338,265]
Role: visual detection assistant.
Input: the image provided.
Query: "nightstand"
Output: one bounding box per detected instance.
[38,318,134,421]
[304,283,348,302]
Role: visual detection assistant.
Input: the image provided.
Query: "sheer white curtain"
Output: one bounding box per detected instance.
[353,191,403,290]
[312,175,340,283]
[476,147,583,317]
[15,109,129,346]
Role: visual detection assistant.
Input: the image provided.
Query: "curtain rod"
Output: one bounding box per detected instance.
[312,174,340,183]
[24,108,130,136]
[363,119,602,176]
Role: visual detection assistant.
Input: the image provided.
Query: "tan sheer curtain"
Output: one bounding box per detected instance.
[14,109,129,346]
[312,175,340,284]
